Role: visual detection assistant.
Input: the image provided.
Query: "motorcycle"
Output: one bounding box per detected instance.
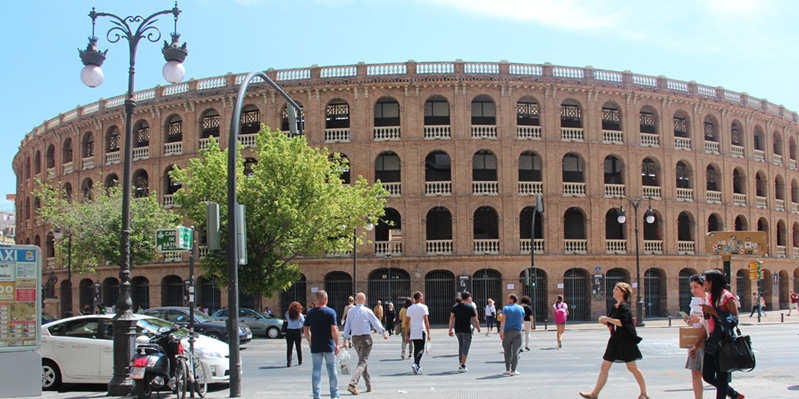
[131,326,189,399]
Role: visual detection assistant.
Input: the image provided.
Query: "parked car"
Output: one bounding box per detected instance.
[41,312,58,325]
[139,307,252,344]
[38,314,230,390]
[211,308,286,339]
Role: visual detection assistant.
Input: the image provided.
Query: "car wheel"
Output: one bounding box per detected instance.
[42,359,61,391]
[266,326,280,339]
[206,331,223,341]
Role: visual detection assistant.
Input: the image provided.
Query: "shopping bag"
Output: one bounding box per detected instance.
[679,327,706,349]
[337,349,351,375]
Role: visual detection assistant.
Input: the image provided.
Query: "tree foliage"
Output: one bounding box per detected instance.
[169,127,387,298]
[33,179,178,274]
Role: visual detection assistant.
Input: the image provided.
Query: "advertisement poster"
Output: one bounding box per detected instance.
[0,246,41,352]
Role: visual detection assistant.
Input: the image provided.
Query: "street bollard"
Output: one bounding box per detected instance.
[668,316,672,326]
[781,313,784,323]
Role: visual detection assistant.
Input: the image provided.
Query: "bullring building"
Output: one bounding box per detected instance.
[15,60,799,325]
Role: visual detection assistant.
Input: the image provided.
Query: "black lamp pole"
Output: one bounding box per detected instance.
[529,194,543,328]
[65,235,73,317]
[617,196,654,328]
[78,4,187,395]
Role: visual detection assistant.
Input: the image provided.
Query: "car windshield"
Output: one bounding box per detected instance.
[137,317,189,338]
[194,310,214,322]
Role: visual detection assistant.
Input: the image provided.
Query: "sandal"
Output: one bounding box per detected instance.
[579,392,597,399]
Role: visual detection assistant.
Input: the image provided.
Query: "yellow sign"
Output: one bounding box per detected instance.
[705,231,768,256]
[749,272,760,280]
[748,262,759,271]
[0,282,13,301]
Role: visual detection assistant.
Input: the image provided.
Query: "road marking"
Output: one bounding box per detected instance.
[755,366,784,378]
[662,371,689,381]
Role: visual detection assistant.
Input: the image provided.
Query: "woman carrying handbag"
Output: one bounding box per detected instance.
[700,270,745,399]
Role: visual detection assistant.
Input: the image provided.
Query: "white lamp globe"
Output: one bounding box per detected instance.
[365,222,375,231]
[617,214,627,224]
[646,214,656,224]
[80,65,104,88]
[162,61,186,84]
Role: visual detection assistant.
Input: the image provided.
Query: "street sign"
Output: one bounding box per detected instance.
[749,272,760,280]
[705,231,768,256]
[156,226,194,253]
[748,262,758,271]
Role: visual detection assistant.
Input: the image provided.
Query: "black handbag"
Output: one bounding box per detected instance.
[718,327,755,372]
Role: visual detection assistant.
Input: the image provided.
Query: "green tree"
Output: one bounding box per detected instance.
[169,127,387,298]
[34,180,178,274]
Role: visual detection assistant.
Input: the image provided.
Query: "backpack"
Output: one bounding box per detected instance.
[554,303,568,324]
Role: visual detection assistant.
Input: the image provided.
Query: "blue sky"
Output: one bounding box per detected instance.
[2,0,798,213]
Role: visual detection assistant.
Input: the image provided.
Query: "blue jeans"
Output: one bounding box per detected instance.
[312,352,338,399]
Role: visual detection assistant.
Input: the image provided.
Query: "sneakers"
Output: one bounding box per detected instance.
[411,363,419,374]
[502,370,512,376]
[347,385,359,395]
[512,371,520,376]
[524,347,530,351]
[401,350,405,359]
[458,365,468,373]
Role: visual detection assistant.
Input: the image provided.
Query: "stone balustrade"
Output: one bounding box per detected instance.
[678,241,696,255]
[132,147,149,161]
[704,141,720,154]
[425,181,451,196]
[731,145,744,158]
[604,184,625,198]
[424,125,450,139]
[606,239,627,254]
[563,182,586,197]
[733,193,747,206]
[674,137,692,151]
[519,238,545,254]
[564,239,588,254]
[324,128,350,143]
[676,188,693,202]
[164,142,183,156]
[473,239,500,254]
[707,190,722,204]
[644,240,663,254]
[602,130,624,144]
[643,186,662,199]
[105,151,120,165]
[519,181,543,195]
[426,239,453,255]
[374,127,401,141]
[640,133,660,147]
[473,181,498,195]
[375,241,402,256]
[517,126,541,140]
[561,128,584,142]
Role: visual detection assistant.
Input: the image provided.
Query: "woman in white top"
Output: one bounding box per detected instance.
[683,274,708,399]
[485,299,496,333]
[552,295,569,348]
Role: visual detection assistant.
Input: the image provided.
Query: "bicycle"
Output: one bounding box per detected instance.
[176,350,207,399]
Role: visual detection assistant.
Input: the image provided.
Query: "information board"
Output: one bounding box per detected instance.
[705,231,768,256]
[0,246,41,352]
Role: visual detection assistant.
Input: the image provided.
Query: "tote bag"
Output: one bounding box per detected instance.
[718,327,755,372]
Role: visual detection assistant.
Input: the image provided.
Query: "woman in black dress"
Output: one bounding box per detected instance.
[385,302,396,336]
[580,282,649,399]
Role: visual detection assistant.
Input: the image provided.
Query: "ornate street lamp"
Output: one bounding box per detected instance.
[78,3,187,395]
[616,197,655,327]
[52,228,72,318]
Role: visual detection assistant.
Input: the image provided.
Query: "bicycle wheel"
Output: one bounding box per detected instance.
[192,356,207,398]
[175,358,187,399]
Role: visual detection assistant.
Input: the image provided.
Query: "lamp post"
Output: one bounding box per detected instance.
[529,194,544,329]
[616,197,655,327]
[78,4,187,395]
[353,222,375,296]
[53,228,72,317]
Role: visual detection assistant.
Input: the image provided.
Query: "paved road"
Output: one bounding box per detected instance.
[34,315,799,399]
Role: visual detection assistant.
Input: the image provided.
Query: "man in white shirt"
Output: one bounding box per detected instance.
[342,293,388,395]
[404,291,431,374]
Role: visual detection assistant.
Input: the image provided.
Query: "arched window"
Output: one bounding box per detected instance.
[374,97,400,127]
[775,175,785,200]
[374,208,401,252]
[425,151,451,195]
[106,126,120,154]
[673,111,689,138]
[773,131,783,155]
[325,99,350,129]
[706,165,720,192]
[46,145,55,169]
[703,115,718,142]
[105,173,119,190]
[133,170,149,198]
[240,105,260,135]
[641,158,659,186]
[375,152,401,183]
[733,168,746,194]
[731,121,742,146]
[62,138,73,166]
[605,209,625,240]
[200,109,221,139]
[675,161,691,189]
[708,214,722,232]
[601,103,621,131]
[131,276,150,311]
[281,102,305,134]
[473,150,497,181]
[639,106,657,134]
[519,151,542,182]
[424,96,450,126]
[792,180,799,203]
[677,212,693,241]
[790,137,797,161]
[165,167,181,195]
[561,100,582,128]
[165,115,183,143]
[516,97,540,126]
[473,206,499,240]
[604,155,623,185]
[471,95,496,125]
[519,207,544,241]
[777,220,787,246]
[34,151,42,174]
[753,126,765,151]
[62,183,72,202]
[161,275,183,307]
[562,153,584,183]
[134,120,150,148]
[81,178,93,201]
[755,171,767,197]
[426,207,452,241]
[735,215,748,231]
[25,157,30,179]
[563,207,586,239]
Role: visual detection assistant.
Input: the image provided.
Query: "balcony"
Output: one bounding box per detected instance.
[644,240,663,254]
[374,127,400,141]
[562,182,586,197]
[602,130,624,144]
[793,202,799,214]
[164,252,183,262]
[380,182,401,197]
[606,239,627,254]
[199,138,210,151]
[239,133,257,148]
[676,188,694,202]
[82,156,94,170]
[604,184,625,198]
[519,181,543,195]
[674,137,692,151]
[105,151,120,165]
[754,149,765,162]
[642,186,662,199]
[425,181,451,196]
[62,162,73,175]
[471,125,497,139]
[47,257,55,270]
[773,153,783,167]
[707,190,722,204]
[776,245,787,258]
[424,125,450,139]
[517,126,542,140]
[324,128,351,143]
[791,159,798,170]
[733,193,747,206]
[794,247,799,259]
[519,238,544,254]
[678,241,696,255]
[164,142,183,156]
[564,239,587,254]
[132,147,149,161]
[199,246,209,258]
[561,128,584,142]
[704,141,720,154]
[473,181,498,195]
[163,194,176,209]
[640,133,659,147]
[776,199,785,211]
[731,145,744,158]
[473,239,500,254]
[756,196,767,209]
[426,239,453,255]
[375,241,402,256]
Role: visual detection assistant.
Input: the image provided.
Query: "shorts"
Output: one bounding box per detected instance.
[790,302,798,309]
[684,348,704,371]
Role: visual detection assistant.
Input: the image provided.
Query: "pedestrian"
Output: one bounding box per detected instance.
[748,292,765,318]
[341,296,355,348]
[499,294,524,376]
[485,298,496,334]
[285,301,305,367]
[448,291,481,372]
[385,303,396,336]
[303,290,341,399]
[682,274,708,399]
[552,295,569,348]
[789,290,798,316]
[398,297,412,359]
[520,295,533,351]
[404,291,431,374]
[264,306,273,317]
[580,282,649,399]
[342,293,388,395]
[701,270,745,399]
[373,300,384,329]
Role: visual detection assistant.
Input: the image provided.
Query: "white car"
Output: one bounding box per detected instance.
[38,314,230,390]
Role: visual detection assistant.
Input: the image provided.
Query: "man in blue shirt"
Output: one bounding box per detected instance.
[342,293,388,395]
[499,294,525,376]
[304,290,340,399]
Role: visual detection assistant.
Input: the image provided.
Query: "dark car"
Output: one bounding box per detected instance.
[139,306,252,344]
[211,308,286,339]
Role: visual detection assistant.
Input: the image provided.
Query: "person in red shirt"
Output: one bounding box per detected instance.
[789,291,798,316]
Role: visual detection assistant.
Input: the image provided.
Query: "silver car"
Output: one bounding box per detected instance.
[212,308,285,339]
